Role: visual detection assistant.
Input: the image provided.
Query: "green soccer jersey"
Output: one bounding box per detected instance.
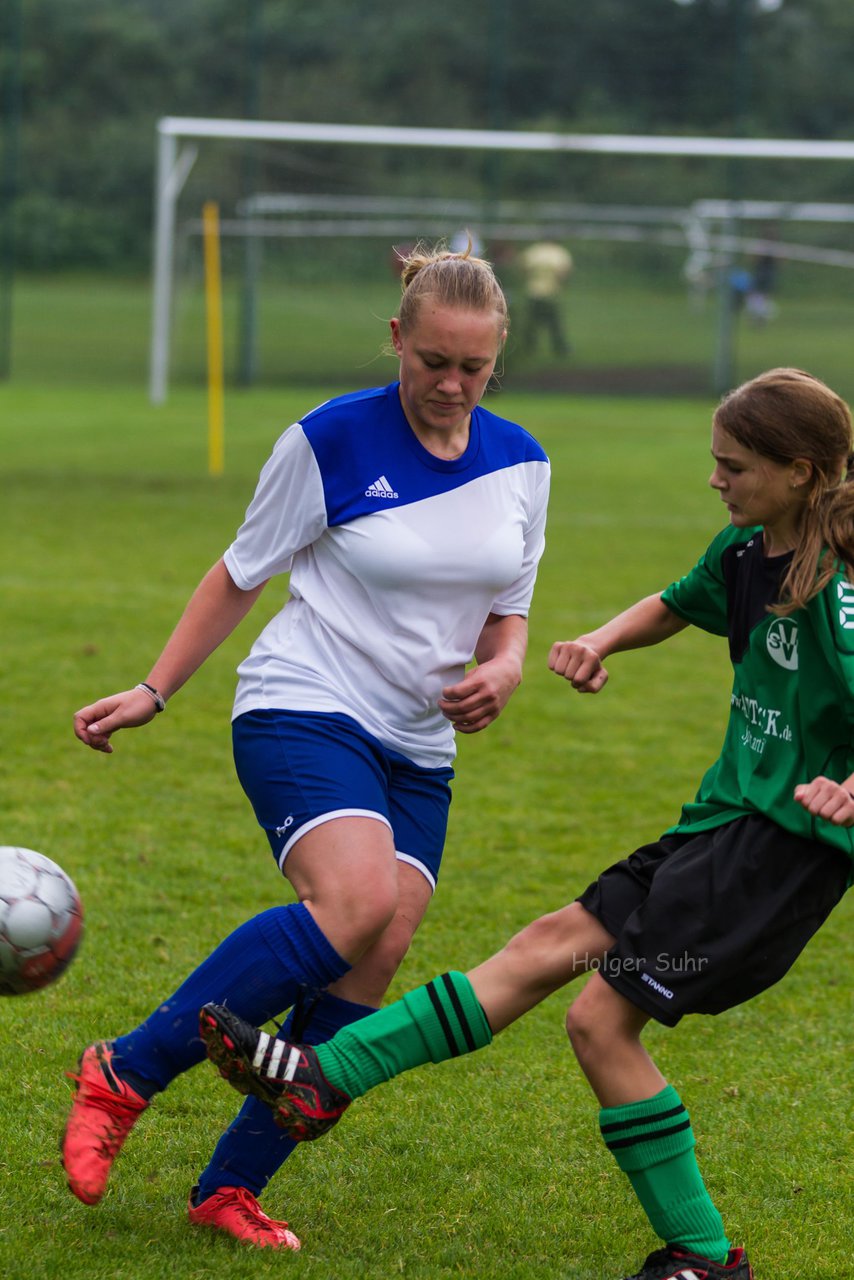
[661,524,854,864]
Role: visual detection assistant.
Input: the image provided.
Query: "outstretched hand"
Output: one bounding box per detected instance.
[73,688,159,754]
[548,639,609,693]
[794,775,854,827]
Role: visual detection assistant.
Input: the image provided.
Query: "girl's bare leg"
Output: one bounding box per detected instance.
[566,970,663,1105]
[468,902,616,1032]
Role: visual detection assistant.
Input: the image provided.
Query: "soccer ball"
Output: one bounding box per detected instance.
[0,847,84,996]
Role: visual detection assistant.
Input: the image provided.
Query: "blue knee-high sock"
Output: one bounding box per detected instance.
[195,989,375,1202]
[111,903,349,1091]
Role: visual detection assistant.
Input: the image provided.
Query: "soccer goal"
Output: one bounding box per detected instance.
[151,117,854,404]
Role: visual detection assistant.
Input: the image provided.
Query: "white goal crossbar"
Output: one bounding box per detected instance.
[151,117,854,402]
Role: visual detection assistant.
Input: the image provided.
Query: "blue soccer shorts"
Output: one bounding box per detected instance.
[232,708,454,891]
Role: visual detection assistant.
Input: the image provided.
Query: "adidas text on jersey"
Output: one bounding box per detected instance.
[365,475,398,499]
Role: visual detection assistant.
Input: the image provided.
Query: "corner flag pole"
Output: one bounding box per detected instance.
[202,200,225,476]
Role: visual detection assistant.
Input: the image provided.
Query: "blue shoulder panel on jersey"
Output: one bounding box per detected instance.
[300,382,547,526]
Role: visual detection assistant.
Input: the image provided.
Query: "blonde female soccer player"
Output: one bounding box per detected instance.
[62,242,550,1249]
[203,368,853,1279]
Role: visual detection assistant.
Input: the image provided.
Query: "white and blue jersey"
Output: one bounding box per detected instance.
[223,382,550,769]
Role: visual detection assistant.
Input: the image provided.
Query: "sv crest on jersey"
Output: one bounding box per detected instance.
[766,617,798,671]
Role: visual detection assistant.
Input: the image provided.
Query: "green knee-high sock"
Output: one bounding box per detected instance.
[599,1084,730,1264]
[314,971,492,1099]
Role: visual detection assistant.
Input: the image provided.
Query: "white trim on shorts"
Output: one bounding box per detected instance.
[277,808,436,892]
[395,850,437,893]
[277,808,391,867]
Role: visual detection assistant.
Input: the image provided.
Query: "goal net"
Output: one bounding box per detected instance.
[153,118,854,403]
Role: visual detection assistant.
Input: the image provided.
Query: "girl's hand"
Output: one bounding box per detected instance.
[439,656,522,734]
[548,640,609,693]
[73,688,159,754]
[793,776,854,827]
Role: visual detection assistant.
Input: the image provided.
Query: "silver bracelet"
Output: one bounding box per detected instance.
[136,682,166,713]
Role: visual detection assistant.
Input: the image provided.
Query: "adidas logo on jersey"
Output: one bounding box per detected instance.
[365,475,398,499]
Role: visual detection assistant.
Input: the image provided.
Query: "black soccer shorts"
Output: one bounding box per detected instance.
[577,813,850,1026]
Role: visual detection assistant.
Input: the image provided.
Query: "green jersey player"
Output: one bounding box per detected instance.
[201,368,854,1280]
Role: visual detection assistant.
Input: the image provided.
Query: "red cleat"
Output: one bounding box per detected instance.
[187,1185,301,1250]
[61,1041,150,1205]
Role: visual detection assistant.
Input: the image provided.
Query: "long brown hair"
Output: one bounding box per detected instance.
[714,367,854,614]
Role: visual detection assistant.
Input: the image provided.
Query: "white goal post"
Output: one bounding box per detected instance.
[150,117,854,403]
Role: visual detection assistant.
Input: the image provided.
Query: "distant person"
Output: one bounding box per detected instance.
[746,252,778,325]
[728,265,752,313]
[203,368,854,1280]
[61,243,550,1249]
[520,240,573,356]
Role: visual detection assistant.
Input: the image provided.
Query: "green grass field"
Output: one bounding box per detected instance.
[1,276,852,1280]
[11,264,854,402]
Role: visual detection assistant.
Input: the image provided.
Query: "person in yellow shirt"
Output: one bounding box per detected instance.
[520,240,573,356]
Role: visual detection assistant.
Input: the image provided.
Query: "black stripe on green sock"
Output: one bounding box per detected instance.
[438,972,479,1052]
[600,1102,686,1137]
[603,1117,692,1152]
[426,977,462,1056]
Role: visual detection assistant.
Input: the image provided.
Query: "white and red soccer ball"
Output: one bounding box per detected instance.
[0,847,83,996]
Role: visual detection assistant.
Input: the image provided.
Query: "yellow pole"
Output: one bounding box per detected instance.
[202,200,225,476]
